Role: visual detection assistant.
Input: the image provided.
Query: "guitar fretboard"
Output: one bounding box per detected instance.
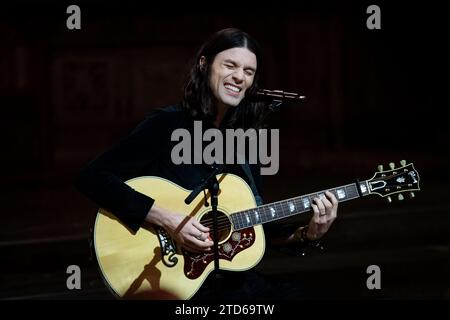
[230,181,369,230]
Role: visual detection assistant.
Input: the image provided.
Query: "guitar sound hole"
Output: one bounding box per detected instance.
[199,211,231,243]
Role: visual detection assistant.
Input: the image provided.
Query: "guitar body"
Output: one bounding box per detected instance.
[93,173,265,300]
[93,161,420,299]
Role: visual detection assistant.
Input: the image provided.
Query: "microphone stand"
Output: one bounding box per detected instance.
[185,164,224,295]
[261,98,283,124]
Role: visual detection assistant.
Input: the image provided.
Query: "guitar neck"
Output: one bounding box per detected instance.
[230,180,370,230]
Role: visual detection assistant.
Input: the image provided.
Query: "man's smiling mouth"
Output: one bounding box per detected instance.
[224,83,242,93]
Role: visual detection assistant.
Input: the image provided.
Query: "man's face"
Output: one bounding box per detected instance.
[207,47,257,109]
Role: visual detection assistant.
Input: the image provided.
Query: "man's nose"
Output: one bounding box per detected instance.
[232,68,244,82]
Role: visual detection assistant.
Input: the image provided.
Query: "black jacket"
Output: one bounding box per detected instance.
[75,104,265,233]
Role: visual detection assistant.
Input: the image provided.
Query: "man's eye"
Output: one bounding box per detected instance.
[225,64,234,69]
[245,70,254,76]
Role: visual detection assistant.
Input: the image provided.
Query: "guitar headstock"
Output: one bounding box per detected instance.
[366,160,420,202]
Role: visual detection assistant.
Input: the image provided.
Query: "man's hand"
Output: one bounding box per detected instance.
[164,214,214,253]
[145,204,213,253]
[306,190,338,240]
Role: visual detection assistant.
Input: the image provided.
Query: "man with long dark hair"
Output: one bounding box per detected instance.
[76,28,338,299]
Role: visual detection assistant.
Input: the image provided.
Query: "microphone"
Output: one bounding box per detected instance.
[253,89,306,101]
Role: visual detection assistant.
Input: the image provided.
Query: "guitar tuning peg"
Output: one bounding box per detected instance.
[400,159,406,166]
[398,194,404,201]
[389,162,395,170]
[377,165,384,172]
[387,196,392,203]
[410,192,415,198]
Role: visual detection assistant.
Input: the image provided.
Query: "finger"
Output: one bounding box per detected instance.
[202,231,212,241]
[325,190,339,205]
[185,235,213,252]
[311,205,325,225]
[314,198,326,218]
[320,196,333,215]
[190,237,214,250]
[325,191,339,218]
[188,223,206,239]
[311,203,321,223]
[189,228,203,239]
[192,219,210,232]
[317,199,328,225]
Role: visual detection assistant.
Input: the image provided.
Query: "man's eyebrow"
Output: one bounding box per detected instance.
[224,59,256,72]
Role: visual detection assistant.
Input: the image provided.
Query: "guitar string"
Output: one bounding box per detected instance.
[201,209,291,228]
[201,180,413,233]
[200,199,306,227]
[201,210,275,228]
[198,184,360,223]
[193,187,371,234]
[201,209,291,230]
[201,216,254,230]
[202,220,235,229]
[200,201,314,229]
[196,224,233,234]
[198,185,366,231]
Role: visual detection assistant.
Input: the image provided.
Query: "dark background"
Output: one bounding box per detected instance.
[1,0,449,299]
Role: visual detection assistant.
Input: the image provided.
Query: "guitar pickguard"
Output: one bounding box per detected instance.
[182,227,255,279]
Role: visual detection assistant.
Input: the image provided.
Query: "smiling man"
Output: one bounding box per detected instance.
[202,46,257,126]
[170,46,279,174]
[76,28,338,300]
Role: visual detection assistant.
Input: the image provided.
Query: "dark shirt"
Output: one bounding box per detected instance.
[75,104,265,233]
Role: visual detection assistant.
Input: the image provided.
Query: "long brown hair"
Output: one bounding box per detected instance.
[182,28,266,130]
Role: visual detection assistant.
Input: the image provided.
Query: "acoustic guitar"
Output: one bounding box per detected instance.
[93,160,420,299]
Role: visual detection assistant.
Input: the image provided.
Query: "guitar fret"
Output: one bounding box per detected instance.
[296,197,304,213]
[245,211,251,226]
[275,202,282,218]
[232,214,240,229]
[258,207,265,224]
[345,185,357,200]
[266,205,274,222]
[238,213,244,229]
[334,187,345,200]
[236,212,242,229]
[259,207,265,224]
[284,201,291,216]
[301,196,310,210]
[261,206,268,223]
[237,211,244,229]
[268,205,276,219]
[344,185,351,198]
[278,201,286,218]
[231,182,362,231]
[283,201,290,216]
[253,209,260,224]
[287,200,295,214]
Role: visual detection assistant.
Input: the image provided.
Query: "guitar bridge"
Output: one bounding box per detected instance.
[155,227,178,267]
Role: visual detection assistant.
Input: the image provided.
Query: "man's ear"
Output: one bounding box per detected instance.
[199,56,206,70]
